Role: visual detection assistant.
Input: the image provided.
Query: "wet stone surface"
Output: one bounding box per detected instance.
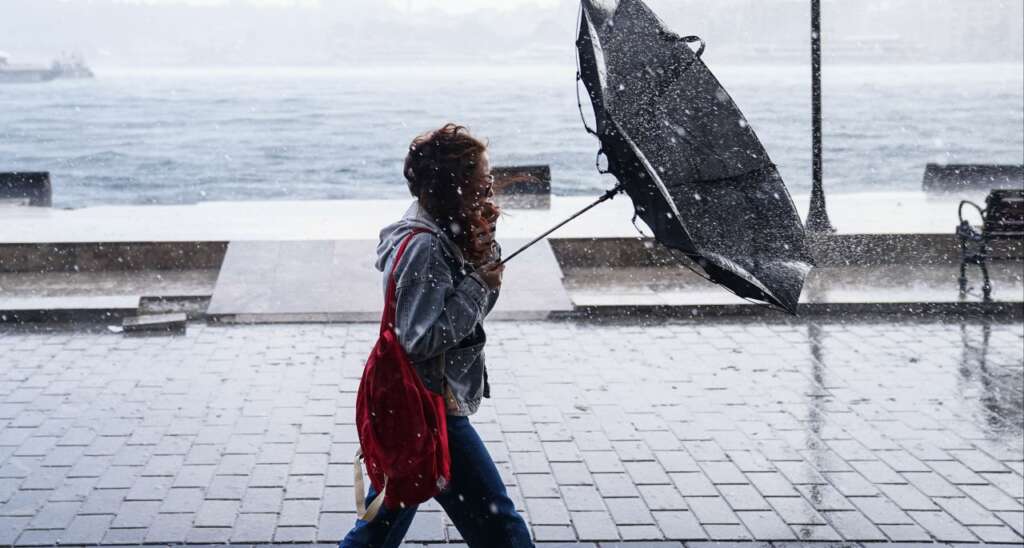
[0,319,1022,546]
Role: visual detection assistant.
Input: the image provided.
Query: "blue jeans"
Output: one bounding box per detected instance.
[339,415,533,548]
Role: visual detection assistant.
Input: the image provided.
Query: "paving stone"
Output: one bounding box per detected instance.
[572,511,620,540]
[961,483,1024,511]
[625,461,671,485]
[908,510,978,542]
[823,471,880,497]
[970,524,1024,543]
[766,496,826,525]
[231,512,277,543]
[878,483,939,510]
[534,524,578,541]
[0,516,29,544]
[849,459,906,484]
[717,484,770,511]
[561,485,606,511]
[903,471,964,497]
[615,524,663,539]
[651,510,705,540]
[516,473,559,499]
[60,513,113,544]
[317,511,354,541]
[686,497,739,525]
[949,449,1010,473]
[935,496,1003,525]
[595,473,641,498]
[724,450,774,473]
[26,500,80,529]
[700,523,752,540]
[669,472,718,497]
[511,451,551,474]
[403,510,444,541]
[186,525,234,543]
[982,471,1024,498]
[788,523,843,541]
[195,499,241,527]
[15,528,63,546]
[2,320,1022,544]
[110,500,161,528]
[544,441,582,462]
[996,511,1024,535]
[736,510,796,540]
[821,510,887,541]
[274,524,318,542]
[526,498,571,525]
[638,485,687,511]
[606,498,655,525]
[159,486,205,513]
[279,499,321,526]
[585,451,626,473]
[877,523,933,541]
[849,495,914,524]
[655,451,700,473]
[930,459,988,484]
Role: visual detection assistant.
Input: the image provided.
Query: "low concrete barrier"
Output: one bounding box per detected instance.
[549,233,1021,268]
[492,165,551,209]
[0,242,227,273]
[922,163,1024,192]
[0,172,52,207]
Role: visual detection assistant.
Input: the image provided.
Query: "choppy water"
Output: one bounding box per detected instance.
[1,64,1021,208]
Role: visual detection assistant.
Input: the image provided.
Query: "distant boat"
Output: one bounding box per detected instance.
[0,51,94,84]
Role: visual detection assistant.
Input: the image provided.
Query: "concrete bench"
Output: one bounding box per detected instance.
[492,165,550,209]
[923,163,1023,192]
[0,172,52,207]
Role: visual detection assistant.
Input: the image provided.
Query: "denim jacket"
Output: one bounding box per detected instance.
[374,201,500,416]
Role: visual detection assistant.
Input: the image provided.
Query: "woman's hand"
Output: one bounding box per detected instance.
[477,262,505,289]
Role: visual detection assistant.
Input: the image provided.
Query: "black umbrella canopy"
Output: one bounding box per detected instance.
[577,0,813,313]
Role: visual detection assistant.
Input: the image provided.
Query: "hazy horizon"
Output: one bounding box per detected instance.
[3,0,1022,67]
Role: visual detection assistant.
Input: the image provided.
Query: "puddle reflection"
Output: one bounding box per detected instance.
[959,321,1024,436]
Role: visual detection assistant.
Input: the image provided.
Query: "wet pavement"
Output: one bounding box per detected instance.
[0,318,1022,546]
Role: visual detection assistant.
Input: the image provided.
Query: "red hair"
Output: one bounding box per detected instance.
[404,124,499,265]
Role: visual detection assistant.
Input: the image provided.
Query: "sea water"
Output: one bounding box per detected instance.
[0,63,1020,208]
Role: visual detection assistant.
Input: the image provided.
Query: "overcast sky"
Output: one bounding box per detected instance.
[3,0,1021,66]
[103,0,561,12]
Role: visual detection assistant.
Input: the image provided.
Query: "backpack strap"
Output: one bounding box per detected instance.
[353,449,387,522]
[357,228,430,521]
[380,228,430,334]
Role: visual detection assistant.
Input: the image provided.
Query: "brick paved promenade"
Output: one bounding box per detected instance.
[1,319,1022,546]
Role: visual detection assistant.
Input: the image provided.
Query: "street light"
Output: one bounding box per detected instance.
[806,0,835,233]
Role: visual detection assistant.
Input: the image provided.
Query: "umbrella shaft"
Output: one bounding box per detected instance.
[498,184,625,266]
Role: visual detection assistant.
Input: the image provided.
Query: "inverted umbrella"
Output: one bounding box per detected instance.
[502,0,813,314]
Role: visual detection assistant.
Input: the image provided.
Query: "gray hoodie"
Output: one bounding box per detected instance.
[375,201,500,416]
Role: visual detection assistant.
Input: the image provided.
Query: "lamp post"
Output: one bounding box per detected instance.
[807,0,835,233]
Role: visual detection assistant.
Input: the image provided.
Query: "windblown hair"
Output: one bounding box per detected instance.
[404,123,500,266]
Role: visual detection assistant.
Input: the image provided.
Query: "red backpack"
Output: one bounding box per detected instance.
[354,229,451,522]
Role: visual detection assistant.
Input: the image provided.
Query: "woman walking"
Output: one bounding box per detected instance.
[339,124,534,547]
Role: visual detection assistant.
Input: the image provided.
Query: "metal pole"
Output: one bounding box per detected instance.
[806,0,835,233]
[498,184,625,266]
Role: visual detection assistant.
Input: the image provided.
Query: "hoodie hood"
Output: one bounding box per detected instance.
[375,201,465,272]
